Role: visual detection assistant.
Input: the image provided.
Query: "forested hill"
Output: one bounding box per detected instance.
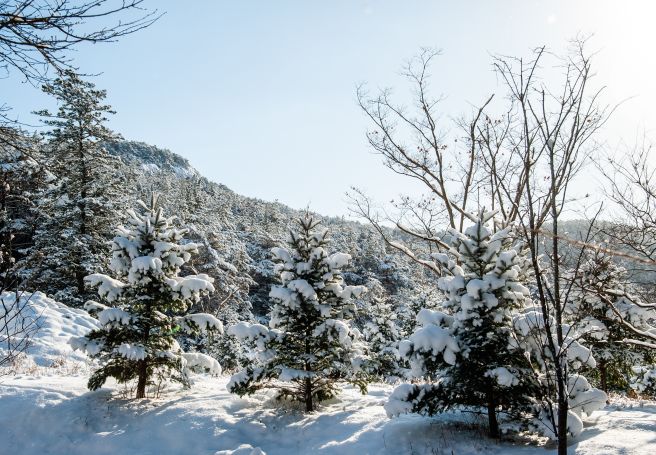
[100,140,434,360]
[5,137,603,372]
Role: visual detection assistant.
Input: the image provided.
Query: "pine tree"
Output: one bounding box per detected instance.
[29,70,126,306]
[566,250,656,394]
[70,195,222,399]
[385,211,606,439]
[185,226,255,372]
[387,210,539,437]
[228,214,368,411]
[357,278,402,379]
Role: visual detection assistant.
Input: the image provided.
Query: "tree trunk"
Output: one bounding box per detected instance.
[75,269,86,296]
[599,360,608,396]
[486,385,500,439]
[557,378,569,455]
[136,359,147,399]
[304,377,313,412]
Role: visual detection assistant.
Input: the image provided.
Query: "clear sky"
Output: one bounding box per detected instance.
[4,1,656,217]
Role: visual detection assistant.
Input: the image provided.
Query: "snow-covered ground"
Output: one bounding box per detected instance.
[1,291,655,455]
[1,375,655,455]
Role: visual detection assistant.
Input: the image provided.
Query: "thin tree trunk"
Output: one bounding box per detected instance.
[75,270,86,296]
[76,135,88,296]
[557,386,568,454]
[304,377,313,412]
[486,384,500,439]
[136,312,151,399]
[136,359,147,399]
[599,360,608,395]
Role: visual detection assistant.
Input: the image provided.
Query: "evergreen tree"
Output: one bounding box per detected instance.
[228,214,368,411]
[631,365,656,397]
[386,211,606,439]
[186,226,255,372]
[566,250,656,394]
[70,195,222,399]
[29,70,125,306]
[357,278,402,379]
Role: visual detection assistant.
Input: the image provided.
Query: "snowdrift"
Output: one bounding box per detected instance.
[0,291,98,368]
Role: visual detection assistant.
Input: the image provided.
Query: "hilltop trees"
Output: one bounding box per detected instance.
[228,214,368,411]
[71,195,222,398]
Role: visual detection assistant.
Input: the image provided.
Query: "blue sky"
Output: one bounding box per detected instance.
[5,1,656,217]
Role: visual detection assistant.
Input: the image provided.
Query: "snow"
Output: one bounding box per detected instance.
[270,247,291,265]
[287,279,317,300]
[228,322,273,350]
[632,365,656,393]
[415,308,453,328]
[268,286,297,309]
[1,296,653,454]
[1,374,654,455]
[117,343,146,360]
[84,274,126,302]
[177,313,224,334]
[98,307,133,326]
[324,252,351,270]
[215,445,266,455]
[182,352,222,375]
[167,274,216,299]
[0,291,98,368]
[384,383,420,417]
[129,255,163,281]
[406,323,459,366]
[485,366,519,387]
[279,367,314,381]
[83,300,109,314]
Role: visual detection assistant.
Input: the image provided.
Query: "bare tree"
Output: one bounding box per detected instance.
[599,143,656,294]
[593,141,656,349]
[350,41,611,453]
[0,0,160,83]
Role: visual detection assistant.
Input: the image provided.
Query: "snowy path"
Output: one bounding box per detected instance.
[1,375,655,455]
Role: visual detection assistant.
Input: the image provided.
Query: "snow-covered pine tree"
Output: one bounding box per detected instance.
[185,226,255,372]
[29,70,126,306]
[357,278,402,379]
[386,210,545,438]
[70,195,222,399]
[227,213,368,411]
[631,365,656,397]
[566,250,656,394]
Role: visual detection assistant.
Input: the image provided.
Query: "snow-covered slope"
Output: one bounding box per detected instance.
[0,291,98,368]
